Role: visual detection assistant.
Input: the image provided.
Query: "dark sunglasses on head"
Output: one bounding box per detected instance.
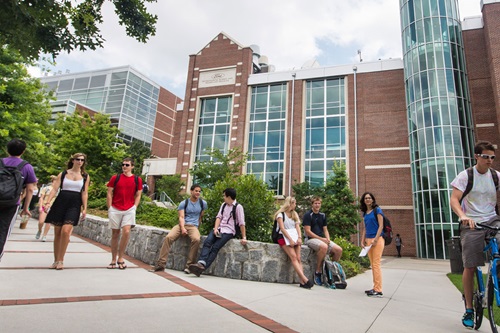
[478,154,496,160]
[74,158,85,162]
[122,163,131,167]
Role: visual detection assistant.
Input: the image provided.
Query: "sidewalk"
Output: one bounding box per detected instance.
[0,216,468,332]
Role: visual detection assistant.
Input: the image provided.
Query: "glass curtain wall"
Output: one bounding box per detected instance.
[304,78,346,187]
[247,84,287,195]
[195,96,233,161]
[400,0,474,259]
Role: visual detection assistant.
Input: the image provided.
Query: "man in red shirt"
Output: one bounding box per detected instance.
[106,157,142,269]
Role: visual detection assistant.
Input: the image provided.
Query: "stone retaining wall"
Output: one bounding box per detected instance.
[74,215,318,284]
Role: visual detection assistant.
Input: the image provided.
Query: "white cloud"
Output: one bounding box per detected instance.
[39,0,484,97]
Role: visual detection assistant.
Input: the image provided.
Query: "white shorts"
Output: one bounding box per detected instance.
[108,206,136,229]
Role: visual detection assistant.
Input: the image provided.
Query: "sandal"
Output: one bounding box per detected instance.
[50,261,59,269]
[117,261,127,270]
[107,263,117,269]
[55,261,64,270]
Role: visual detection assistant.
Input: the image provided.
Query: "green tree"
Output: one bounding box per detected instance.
[1,0,158,61]
[292,180,325,218]
[200,174,276,242]
[125,139,151,175]
[0,46,54,178]
[322,161,361,239]
[48,111,127,186]
[155,174,184,204]
[189,147,249,188]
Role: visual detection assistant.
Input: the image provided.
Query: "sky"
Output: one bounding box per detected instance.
[33,0,483,98]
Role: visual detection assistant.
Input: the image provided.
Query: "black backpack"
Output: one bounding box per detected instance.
[272,212,285,243]
[0,159,28,207]
[183,198,204,214]
[373,207,393,245]
[221,202,241,238]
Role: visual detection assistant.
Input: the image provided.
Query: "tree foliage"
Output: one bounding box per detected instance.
[155,174,184,204]
[48,111,127,186]
[1,0,158,60]
[200,174,276,242]
[188,147,249,188]
[321,161,361,239]
[0,46,54,178]
[124,139,151,175]
[291,180,324,218]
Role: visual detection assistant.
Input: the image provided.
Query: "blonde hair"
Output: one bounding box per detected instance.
[274,196,300,223]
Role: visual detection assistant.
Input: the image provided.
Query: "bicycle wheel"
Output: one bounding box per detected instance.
[473,289,483,329]
[487,275,499,333]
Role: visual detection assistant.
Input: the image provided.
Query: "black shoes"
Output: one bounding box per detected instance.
[366,290,383,297]
[300,279,314,289]
[149,264,165,272]
[189,263,205,277]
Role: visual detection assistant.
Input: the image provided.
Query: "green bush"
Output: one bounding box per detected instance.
[200,174,276,242]
[136,203,178,229]
[333,237,370,278]
[88,197,107,210]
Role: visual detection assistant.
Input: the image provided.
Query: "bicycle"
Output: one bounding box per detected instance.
[464,222,500,332]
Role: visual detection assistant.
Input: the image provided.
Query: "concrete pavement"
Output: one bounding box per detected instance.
[0,216,470,332]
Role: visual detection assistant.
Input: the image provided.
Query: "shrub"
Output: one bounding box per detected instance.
[136,203,178,229]
[88,197,107,210]
[334,237,370,278]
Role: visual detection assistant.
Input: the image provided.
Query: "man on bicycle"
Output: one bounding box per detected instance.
[450,141,500,328]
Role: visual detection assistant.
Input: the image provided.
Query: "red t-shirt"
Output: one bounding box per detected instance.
[107,174,142,211]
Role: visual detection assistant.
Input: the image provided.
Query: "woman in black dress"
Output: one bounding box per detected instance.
[44,153,90,270]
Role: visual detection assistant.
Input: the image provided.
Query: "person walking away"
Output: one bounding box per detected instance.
[303,196,343,286]
[36,175,57,241]
[0,139,37,261]
[360,192,385,297]
[106,157,142,270]
[189,188,247,277]
[150,184,207,273]
[395,234,403,257]
[450,141,500,329]
[43,153,89,270]
[274,196,313,289]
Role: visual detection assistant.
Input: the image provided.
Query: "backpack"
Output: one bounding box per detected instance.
[60,170,88,192]
[0,159,28,207]
[142,183,149,194]
[183,198,204,214]
[373,207,393,245]
[221,202,241,238]
[272,212,285,243]
[322,259,347,289]
[113,174,140,191]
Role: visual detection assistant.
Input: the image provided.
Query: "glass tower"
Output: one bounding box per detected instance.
[400,0,474,259]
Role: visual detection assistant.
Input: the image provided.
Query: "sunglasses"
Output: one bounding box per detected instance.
[478,154,496,160]
[122,163,131,167]
[74,158,85,162]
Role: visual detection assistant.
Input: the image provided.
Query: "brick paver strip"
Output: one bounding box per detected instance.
[0,232,298,333]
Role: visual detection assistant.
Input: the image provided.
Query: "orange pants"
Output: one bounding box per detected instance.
[367,238,384,292]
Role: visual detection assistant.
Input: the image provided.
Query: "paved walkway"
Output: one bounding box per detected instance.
[0,216,470,332]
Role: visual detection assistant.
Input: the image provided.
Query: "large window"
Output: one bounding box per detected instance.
[305,77,346,187]
[195,96,233,161]
[247,84,286,195]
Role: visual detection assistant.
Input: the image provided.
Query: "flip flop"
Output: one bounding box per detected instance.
[107,263,117,269]
[117,261,127,270]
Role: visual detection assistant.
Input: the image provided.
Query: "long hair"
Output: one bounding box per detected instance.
[274,196,300,223]
[359,192,378,214]
[66,152,87,175]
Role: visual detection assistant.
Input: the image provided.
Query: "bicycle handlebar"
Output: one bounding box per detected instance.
[475,222,500,231]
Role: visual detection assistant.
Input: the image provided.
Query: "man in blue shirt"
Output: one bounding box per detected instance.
[151,184,207,274]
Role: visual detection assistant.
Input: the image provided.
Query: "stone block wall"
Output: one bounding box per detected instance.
[74,215,318,284]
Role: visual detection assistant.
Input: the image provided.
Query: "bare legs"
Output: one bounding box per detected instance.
[282,245,309,284]
[111,225,131,267]
[52,224,73,269]
[37,211,51,239]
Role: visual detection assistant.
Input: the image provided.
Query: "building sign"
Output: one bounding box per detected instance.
[199,68,236,88]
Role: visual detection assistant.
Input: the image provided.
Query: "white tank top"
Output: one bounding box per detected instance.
[62,178,84,192]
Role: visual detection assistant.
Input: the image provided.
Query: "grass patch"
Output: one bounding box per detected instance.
[447,272,500,326]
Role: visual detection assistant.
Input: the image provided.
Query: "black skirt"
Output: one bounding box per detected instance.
[45,190,82,226]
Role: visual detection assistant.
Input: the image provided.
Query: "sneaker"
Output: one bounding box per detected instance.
[189,263,205,277]
[365,289,374,294]
[41,236,46,242]
[35,231,41,239]
[183,268,190,274]
[149,265,165,272]
[366,290,383,297]
[462,309,474,329]
[314,272,323,286]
